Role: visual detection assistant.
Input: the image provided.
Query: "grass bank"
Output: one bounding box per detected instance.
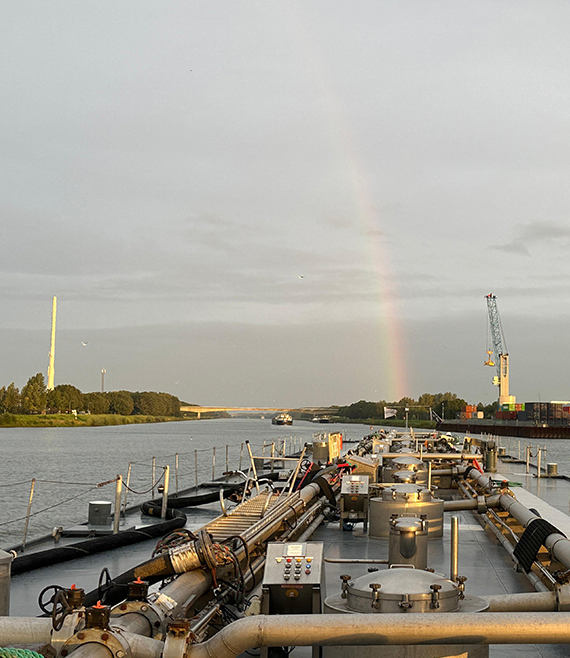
[0,413,187,428]
[339,418,437,430]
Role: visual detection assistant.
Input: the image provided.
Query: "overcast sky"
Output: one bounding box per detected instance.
[2,1,570,407]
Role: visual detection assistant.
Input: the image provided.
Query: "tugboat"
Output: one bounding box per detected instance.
[272,413,293,425]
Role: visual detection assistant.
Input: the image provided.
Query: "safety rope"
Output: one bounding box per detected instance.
[0,649,45,658]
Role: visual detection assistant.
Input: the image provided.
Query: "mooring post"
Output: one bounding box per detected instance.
[175,453,179,495]
[161,466,170,519]
[122,462,132,513]
[113,475,122,534]
[195,450,198,491]
[22,478,36,551]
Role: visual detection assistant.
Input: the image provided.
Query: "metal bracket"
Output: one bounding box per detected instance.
[556,583,570,611]
[111,599,164,639]
[477,495,487,514]
[61,627,132,658]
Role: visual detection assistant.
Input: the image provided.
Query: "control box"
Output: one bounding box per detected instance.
[340,474,370,530]
[261,542,324,657]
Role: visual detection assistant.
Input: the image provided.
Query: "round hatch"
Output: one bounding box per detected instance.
[392,456,425,471]
[381,484,432,502]
[345,568,460,614]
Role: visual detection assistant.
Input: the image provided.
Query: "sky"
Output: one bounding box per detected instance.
[1,1,570,407]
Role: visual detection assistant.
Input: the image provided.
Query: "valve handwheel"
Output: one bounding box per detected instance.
[38,585,64,616]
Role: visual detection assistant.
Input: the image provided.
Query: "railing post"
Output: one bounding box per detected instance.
[212,447,216,481]
[526,445,531,474]
[122,462,132,513]
[22,478,36,551]
[239,443,244,471]
[271,442,275,473]
[537,448,542,480]
[225,444,229,475]
[450,516,459,582]
[195,450,198,491]
[113,475,122,535]
[161,466,170,519]
[152,457,156,498]
[175,453,179,495]
[283,436,287,457]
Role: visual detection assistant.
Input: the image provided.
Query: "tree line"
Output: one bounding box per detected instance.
[0,373,181,417]
[338,392,498,421]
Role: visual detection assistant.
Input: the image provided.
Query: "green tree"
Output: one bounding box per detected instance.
[21,374,46,413]
[108,390,134,415]
[3,383,21,413]
[52,384,83,412]
[83,392,110,414]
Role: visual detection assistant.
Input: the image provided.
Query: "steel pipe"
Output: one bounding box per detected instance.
[0,617,52,645]
[482,592,557,612]
[66,632,163,658]
[186,612,570,658]
[450,515,459,582]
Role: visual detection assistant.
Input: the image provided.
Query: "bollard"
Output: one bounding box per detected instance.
[122,462,132,514]
[161,466,170,519]
[0,549,13,616]
[175,453,179,495]
[113,475,122,534]
[22,478,36,551]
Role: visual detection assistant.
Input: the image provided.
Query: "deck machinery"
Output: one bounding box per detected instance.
[4,432,570,657]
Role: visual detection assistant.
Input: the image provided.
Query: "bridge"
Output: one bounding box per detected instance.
[179,405,337,419]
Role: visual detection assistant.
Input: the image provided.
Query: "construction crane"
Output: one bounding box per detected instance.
[484,293,516,406]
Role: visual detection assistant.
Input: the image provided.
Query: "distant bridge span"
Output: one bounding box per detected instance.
[180,405,335,419]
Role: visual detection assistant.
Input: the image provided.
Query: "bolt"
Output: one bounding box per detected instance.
[141,605,148,612]
[119,604,127,611]
[77,633,85,640]
[430,584,442,592]
[116,652,124,658]
[61,651,68,657]
[101,633,109,641]
[154,621,161,628]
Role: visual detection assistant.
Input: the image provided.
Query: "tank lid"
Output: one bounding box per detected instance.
[393,470,418,483]
[392,456,425,468]
[346,567,460,612]
[392,517,423,533]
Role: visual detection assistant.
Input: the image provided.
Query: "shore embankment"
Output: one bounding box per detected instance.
[0,413,187,427]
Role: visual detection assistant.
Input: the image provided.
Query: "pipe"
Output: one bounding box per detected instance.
[0,617,52,645]
[68,632,163,658]
[443,495,501,512]
[450,515,458,582]
[186,612,570,658]
[482,591,557,612]
[297,514,325,542]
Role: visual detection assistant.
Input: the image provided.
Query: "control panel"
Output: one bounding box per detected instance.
[341,474,370,495]
[340,474,370,530]
[261,543,324,657]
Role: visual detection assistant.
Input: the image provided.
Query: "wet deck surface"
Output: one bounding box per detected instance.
[9,459,570,657]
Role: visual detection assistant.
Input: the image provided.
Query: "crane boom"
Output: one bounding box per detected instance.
[484,293,515,406]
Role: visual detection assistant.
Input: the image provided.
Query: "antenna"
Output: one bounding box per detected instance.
[47,296,57,391]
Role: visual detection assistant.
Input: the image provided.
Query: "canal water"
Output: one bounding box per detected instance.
[1,419,569,548]
[0,418,364,548]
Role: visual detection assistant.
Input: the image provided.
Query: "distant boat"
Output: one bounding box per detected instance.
[272,413,293,425]
[312,416,331,423]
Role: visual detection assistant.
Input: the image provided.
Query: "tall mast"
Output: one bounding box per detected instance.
[47,296,57,391]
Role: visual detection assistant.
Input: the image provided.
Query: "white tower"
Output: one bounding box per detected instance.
[47,296,57,391]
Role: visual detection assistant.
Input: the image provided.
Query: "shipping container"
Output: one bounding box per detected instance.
[509,404,516,411]
[515,404,522,412]
[495,411,504,420]
[502,404,510,411]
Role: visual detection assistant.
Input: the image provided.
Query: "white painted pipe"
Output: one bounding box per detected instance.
[482,591,557,612]
[186,612,570,658]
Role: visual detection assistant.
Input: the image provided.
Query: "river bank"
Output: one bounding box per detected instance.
[0,412,186,427]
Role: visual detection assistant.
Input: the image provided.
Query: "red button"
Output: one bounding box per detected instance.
[286,558,292,563]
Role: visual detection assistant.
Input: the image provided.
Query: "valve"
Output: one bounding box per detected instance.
[369,583,381,609]
[127,577,149,601]
[85,601,110,629]
[340,574,351,599]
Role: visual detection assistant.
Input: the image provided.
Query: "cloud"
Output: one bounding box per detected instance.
[493,220,570,256]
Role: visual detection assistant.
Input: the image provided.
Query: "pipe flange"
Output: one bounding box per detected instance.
[61,627,131,658]
[163,621,190,658]
[556,583,570,611]
[50,611,84,656]
[110,600,164,639]
[477,495,487,514]
[195,529,218,570]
